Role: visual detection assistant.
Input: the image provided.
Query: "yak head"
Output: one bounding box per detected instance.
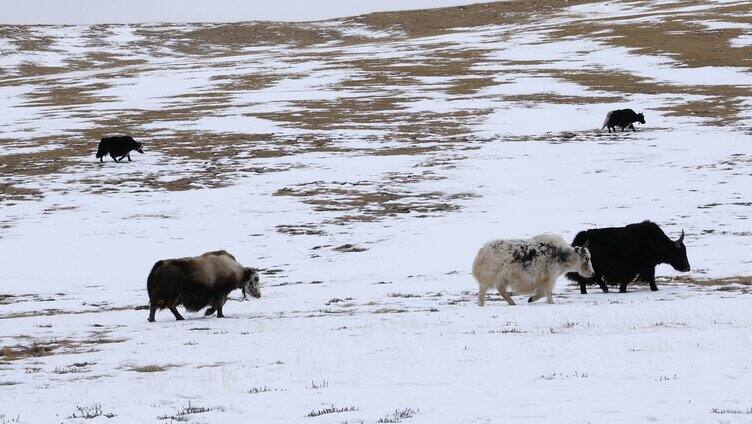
[572,241,594,278]
[636,113,646,124]
[134,142,144,154]
[241,267,261,299]
[667,230,690,272]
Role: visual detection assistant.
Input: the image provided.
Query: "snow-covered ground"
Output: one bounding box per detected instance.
[2,1,752,423]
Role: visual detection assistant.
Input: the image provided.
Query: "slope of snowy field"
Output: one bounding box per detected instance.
[1,1,752,423]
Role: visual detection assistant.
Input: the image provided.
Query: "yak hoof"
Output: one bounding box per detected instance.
[147,318,155,323]
[650,286,659,292]
[527,296,535,303]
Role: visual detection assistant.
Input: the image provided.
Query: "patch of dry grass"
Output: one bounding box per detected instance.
[660,275,752,293]
[128,363,181,373]
[0,342,56,362]
[0,332,125,363]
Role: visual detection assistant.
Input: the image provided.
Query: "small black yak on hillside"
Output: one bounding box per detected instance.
[96,136,143,162]
[566,221,690,294]
[602,109,645,132]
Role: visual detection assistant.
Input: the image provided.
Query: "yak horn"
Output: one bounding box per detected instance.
[582,239,590,249]
[677,229,685,244]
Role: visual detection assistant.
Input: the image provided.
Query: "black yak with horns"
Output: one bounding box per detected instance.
[566,221,690,294]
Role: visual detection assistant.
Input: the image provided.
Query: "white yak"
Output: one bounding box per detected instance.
[472,234,593,306]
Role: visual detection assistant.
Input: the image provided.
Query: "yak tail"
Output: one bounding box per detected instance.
[472,253,482,284]
[95,143,106,159]
[471,245,491,286]
[601,111,612,130]
[147,260,164,290]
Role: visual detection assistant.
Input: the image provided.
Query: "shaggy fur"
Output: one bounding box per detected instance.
[96,136,144,162]
[566,221,690,294]
[147,250,260,322]
[602,109,645,133]
[472,234,594,306]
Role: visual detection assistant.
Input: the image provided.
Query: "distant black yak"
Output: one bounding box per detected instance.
[566,221,690,294]
[147,250,260,322]
[96,136,144,162]
[602,109,645,132]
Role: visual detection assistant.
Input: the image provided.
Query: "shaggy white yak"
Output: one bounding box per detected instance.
[472,234,593,306]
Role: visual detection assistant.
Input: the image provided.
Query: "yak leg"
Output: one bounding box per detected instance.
[630,123,636,132]
[213,295,227,318]
[110,153,119,162]
[619,281,629,293]
[148,306,157,322]
[498,282,516,306]
[595,274,609,293]
[477,284,488,307]
[168,306,185,320]
[641,267,658,291]
[579,280,588,294]
[528,283,544,303]
[127,153,132,162]
[205,295,227,317]
[528,292,543,303]
[217,295,229,318]
[539,279,555,304]
[204,306,224,318]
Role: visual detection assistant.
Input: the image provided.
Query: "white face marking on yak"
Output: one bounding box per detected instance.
[242,268,261,299]
[573,244,594,278]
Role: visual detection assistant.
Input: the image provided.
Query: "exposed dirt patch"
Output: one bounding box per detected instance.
[660,275,752,290]
[0,331,126,363]
[587,17,752,69]
[333,244,367,253]
[0,304,145,320]
[274,180,477,225]
[128,363,180,373]
[25,82,112,108]
[276,224,326,236]
[183,22,345,49]
[355,0,592,39]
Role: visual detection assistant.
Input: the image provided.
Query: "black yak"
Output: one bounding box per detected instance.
[566,221,690,294]
[96,136,144,162]
[147,250,260,322]
[602,109,645,132]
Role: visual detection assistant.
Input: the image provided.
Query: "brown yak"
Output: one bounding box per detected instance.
[147,250,260,322]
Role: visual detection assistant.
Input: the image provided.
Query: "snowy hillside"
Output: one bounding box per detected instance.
[1,0,752,422]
